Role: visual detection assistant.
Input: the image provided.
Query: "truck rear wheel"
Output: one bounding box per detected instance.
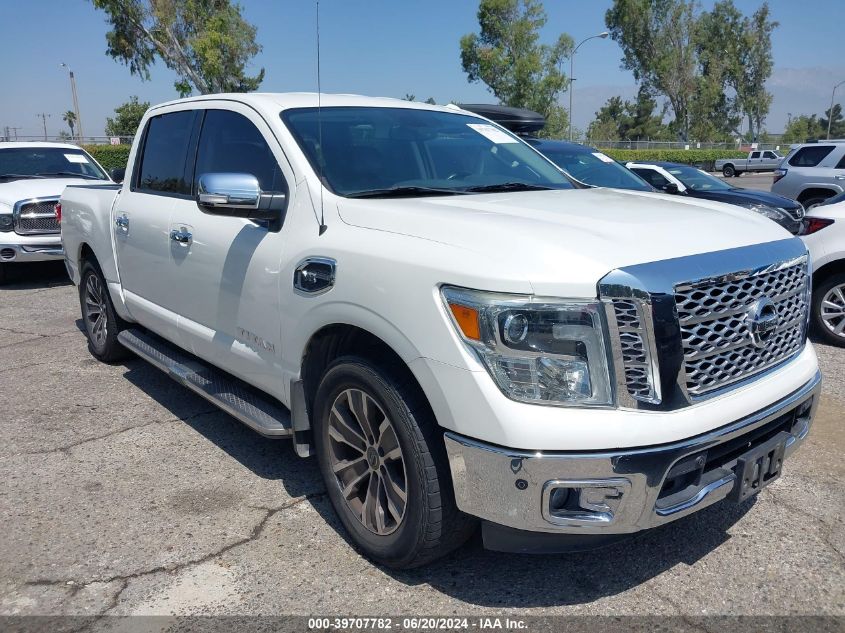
[79,261,130,362]
[313,356,475,568]
[0,263,6,286]
[722,165,735,177]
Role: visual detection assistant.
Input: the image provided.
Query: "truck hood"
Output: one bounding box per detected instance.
[0,178,110,209]
[337,187,795,297]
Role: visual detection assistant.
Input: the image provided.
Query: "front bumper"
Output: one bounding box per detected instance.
[0,241,64,263]
[445,371,820,536]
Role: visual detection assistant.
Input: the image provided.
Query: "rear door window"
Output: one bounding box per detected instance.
[836,153,845,170]
[750,152,760,159]
[788,145,835,167]
[135,110,197,195]
[194,109,285,193]
[632,167,670,189]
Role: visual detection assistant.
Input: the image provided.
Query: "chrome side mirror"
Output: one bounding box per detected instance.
[196,173,286,222]
[198,173,261,210]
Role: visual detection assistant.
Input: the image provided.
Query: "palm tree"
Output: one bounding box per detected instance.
[62,111,77,140]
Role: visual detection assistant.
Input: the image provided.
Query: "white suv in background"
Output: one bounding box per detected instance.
[799,192,845,346]
[772,142,845,209]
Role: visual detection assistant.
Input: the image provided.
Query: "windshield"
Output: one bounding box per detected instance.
[281,107,574,197]
[539,146,652,191]
[0,147,108,181]
[665,164,733,191]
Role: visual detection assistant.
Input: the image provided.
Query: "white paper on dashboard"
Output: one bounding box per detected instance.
[592,152,614,163]
[65,154,89,164]
[467,124,518,144]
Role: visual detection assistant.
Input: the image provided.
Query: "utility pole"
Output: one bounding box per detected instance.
[60,63,84,142]
[10,126,21,140]
[827,79,845,140]
[569,32,609,141]
[37,113,51,141]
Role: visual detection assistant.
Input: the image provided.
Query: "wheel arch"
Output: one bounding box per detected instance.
[798,187,838,205]
[299,324,433,433]
[813,258,845,287]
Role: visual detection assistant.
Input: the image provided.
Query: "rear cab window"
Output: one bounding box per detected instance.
[134,110,199,196]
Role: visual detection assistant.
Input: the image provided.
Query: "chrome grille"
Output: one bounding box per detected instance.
[675,259,808,397]
[15,200,60,235]
[612,299,658,403]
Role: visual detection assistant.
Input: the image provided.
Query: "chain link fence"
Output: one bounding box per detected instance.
[0,134,135,145]
[586,139,791,151]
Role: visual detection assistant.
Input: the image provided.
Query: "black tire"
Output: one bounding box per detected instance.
[812,273,845,347]
[0,263,7,286]
[801,196,830,211]
[722,165,735,178]
[79,260,130,362]
[313,356,475,569]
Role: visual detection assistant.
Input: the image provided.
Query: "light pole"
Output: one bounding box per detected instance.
[827,79,845,140]
[569,31,609,141]
[60,63,83,142]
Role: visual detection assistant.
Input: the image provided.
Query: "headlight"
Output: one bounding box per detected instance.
[441,286,612,406]
[744,203,788,223]
[0,213,13,232]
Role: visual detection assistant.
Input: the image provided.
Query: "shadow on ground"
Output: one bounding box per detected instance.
[0,261,71,289]
[112,352,756,608]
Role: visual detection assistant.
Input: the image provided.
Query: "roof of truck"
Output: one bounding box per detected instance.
[149,92,467,115]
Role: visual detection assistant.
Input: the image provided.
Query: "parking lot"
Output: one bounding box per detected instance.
[0,260,842,620]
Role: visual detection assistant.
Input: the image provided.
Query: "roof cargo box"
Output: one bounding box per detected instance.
[459,104,546,135]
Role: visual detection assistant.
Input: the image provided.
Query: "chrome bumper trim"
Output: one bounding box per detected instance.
[444,370,821,534]
[0,242,64,262]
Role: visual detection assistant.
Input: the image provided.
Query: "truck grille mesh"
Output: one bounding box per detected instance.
[675,260,808,396]
[15,201,60,235]
[612,299,657,402]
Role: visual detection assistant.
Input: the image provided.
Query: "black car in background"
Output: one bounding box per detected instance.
[459,104,654,192]
[627,161,805,235]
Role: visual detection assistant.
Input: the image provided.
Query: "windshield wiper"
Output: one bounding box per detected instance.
[346,186,467,199]
[0,174,46,181]
[463,182,554,193]
[36,172,99,180]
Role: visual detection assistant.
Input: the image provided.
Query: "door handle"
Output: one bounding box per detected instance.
[170,228,192,245]
[115,214,129,231]
[835,175,845,180]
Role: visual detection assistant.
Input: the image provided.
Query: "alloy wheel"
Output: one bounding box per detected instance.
[327,388,408,535]
[83,273,108,348]
[820,283,845,338]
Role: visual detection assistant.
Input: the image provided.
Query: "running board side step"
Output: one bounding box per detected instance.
[118,329,293,438]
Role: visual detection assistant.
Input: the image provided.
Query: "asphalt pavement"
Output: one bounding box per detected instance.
[0,256,842,624]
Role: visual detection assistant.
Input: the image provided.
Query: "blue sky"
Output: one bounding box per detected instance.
[2,0,843,138]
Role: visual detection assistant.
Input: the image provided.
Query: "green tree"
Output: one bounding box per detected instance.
[62,111,77,139]
[606,0,698,140]
[105,96,151,137]
[460,0,574,137]
[736,3,777,140]
[782,114,825,143]
[586,88,670,141]
[820,103,845,139]
[90,0,264,97]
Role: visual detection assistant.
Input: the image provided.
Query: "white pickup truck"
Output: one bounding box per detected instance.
[61,93,821,568]
[0,142,111,284]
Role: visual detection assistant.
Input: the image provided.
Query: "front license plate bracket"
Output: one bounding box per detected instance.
[728,431,789,503]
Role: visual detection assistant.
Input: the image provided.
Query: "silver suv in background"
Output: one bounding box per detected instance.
[772,141,845,209]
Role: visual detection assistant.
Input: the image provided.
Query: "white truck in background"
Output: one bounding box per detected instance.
[61,93,820,568]
[0,142,110,284]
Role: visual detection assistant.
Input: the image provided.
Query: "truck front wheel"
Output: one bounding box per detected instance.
[79,261,130,362]
[313,356,475,568]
